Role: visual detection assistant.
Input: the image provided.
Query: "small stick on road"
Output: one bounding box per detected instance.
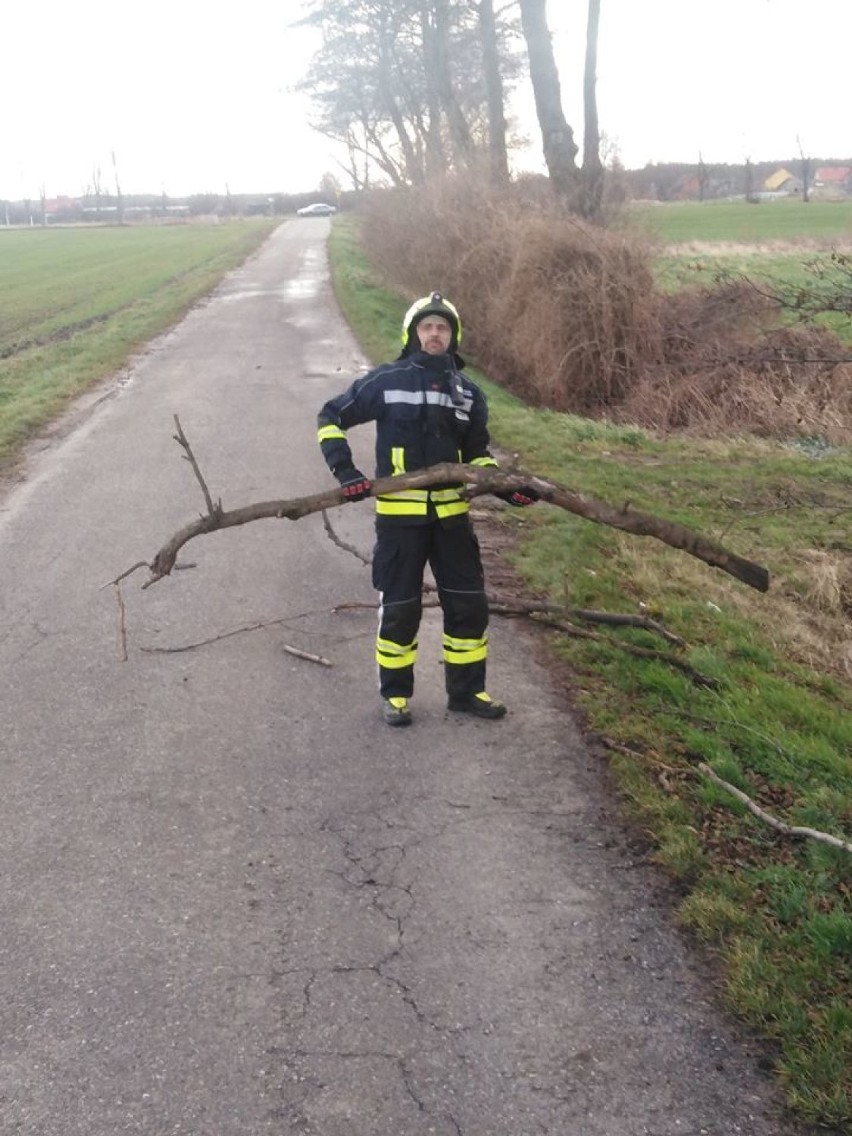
[140,619,332,666]
[113,584,128,662]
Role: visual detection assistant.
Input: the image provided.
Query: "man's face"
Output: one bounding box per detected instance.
[416,315,453,355]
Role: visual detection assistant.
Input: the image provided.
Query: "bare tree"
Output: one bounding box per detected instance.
[299,0,426,185]
[429,0,475,165]
[518,0,578,198]
[112,151,124,225]
[576,0,603,217]
[89,166,104,217]
[475,0,510,183]
[697,151,709,202]
[743,156,756,203]
[299,0,521,187]
[797,134,811,204]
[420,4,447,177]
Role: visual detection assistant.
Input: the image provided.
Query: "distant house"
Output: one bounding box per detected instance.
[813,166,852,197]
[43,196,83,223]
[764,168,801,194]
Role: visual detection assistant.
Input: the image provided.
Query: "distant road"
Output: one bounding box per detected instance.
[0,219,809,1134]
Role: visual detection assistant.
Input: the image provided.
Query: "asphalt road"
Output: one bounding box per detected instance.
[0,220,813,1135]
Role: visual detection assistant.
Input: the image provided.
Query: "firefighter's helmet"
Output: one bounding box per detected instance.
[400,291,462,355]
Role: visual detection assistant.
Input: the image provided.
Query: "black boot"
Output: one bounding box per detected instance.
[382,697,413,727]
[447,692,506,719]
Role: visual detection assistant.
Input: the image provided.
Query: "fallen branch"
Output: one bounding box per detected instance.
[487,597,685,647]
[139,619,332,666]
[699,763,852,853]
[321,509,371,566]
[332,597,713,684]
[113,584,128,662]
[526,613,716,686]
[116,433,770,592]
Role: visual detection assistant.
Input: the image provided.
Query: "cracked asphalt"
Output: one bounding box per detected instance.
[0,220,815,1135]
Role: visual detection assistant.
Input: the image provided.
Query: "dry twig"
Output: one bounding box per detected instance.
[173,414,219,518]
[699,763,852,853]
[139,617,333,665]
[488,598,685,646]
[113,584,128,662]
[321,510,371,566]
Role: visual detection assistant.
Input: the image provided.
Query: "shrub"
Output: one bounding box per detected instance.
[358,174,852,443]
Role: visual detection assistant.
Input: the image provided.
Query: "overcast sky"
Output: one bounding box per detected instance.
[2,0,849,200]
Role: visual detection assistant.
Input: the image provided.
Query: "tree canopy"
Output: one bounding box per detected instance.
[297,0,529,187]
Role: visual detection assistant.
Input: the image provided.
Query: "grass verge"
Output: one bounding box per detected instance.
[328,214,852,1130]
[0,220,279,465]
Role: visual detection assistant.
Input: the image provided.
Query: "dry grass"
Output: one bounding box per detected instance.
[359,175,852,443]
[614,533,852,680]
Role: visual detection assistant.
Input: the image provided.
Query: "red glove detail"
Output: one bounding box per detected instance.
[500,487,539,507]
[337,467,372,502]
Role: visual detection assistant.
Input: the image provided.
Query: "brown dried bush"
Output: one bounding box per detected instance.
[358,175,852,442]
[362,179,661,413]
[616,287,852,442]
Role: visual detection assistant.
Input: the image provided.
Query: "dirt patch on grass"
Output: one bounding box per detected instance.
[668,238,852,256]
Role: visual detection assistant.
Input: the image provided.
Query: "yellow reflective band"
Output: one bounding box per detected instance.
[380,489,429,502]
[376,499,429,515]
[429,488,462,502]
[391,446,406,474]
[376,647,418,669]
[470,456,499,468]
[377,652,417,669]
[435,501,469,518]
[443,644,488,665]
[377,636,418,655]
[443,634,488,651]
[318,424,346,442]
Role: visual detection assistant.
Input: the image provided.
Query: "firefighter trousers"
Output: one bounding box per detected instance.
[371,520,489,701]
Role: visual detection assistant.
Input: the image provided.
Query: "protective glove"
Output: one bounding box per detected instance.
[498,486,539,507]
[335,465,372,502]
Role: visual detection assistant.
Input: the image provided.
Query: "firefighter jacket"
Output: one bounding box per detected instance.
[317,350,498,525]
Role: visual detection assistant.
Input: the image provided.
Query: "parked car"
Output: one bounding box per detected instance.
[296,202,337,217]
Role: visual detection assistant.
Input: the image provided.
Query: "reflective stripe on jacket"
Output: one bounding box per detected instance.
[317,351,498,525]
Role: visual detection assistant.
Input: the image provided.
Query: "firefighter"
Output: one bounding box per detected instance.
[317,291,537,727]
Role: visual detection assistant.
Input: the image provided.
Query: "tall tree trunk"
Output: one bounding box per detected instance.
[578,0,603,218]
[431,0,475,165]
[519,0,578,197]
[477,0,510,184]
[377,26,424,184]
[421,6,447,178]
[797,135,811,203]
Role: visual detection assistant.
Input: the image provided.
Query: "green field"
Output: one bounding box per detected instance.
[630,196,852,245]
[0,220,278,463]
[623,199,852,343]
